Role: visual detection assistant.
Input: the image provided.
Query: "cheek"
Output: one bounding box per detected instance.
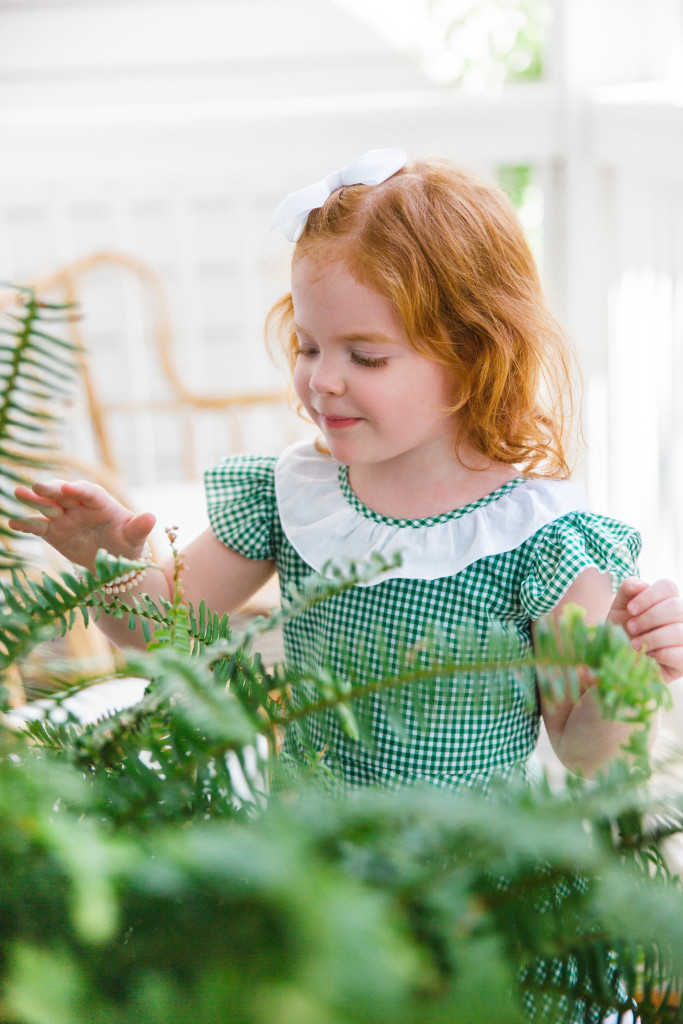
[396,365,456,424]
[414,363,457,412]
[292,361,309,403]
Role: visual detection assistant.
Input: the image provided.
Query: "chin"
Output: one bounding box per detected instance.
[321,438,364,465]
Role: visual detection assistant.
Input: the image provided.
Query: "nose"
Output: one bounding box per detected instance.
[308,356,346,397]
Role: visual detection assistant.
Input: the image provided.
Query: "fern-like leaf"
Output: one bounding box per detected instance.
[0,285,80,572]
[0,552,153,682]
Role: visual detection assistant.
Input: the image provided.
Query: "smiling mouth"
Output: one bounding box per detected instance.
[321,415,362,429]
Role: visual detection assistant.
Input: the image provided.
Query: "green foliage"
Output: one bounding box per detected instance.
[0,286,79,571]
[534,605,673,767]
[0,551,155,674]
[1,552,682,1023]
[426,0,549,89]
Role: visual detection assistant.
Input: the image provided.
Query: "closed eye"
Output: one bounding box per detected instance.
[351,352,389,368]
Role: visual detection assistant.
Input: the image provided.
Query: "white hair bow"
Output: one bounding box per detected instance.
[269,147,408,242]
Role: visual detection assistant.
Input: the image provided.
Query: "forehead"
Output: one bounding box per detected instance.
[291,257,405,336]
[292,255,366,296]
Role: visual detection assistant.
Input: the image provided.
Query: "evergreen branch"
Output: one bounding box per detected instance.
[268,646,529,740]
[100,587,232,652]
[0,443,60,463]
[99,554,401,659]
[2,535,670,780]
[263,610,666,753]
[2,295,76,313]
[0,552,153,679]
[142,527,192,654]
[85,556,668,765]
[12,325,80,349]
[534,607,672,769]
[187,597,232,651]
[0,287,81,575]
[17,646,273,816]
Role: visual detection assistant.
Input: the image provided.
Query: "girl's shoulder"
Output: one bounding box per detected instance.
[206,451,279,488]
[274,441,595,586]
[204,452,279,560]
[519,506,641,619]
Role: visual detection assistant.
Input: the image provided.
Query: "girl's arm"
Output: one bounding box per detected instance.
[9,480,275,651]
[537,568,683,776]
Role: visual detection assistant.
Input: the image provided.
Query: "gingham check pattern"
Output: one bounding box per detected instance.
[205,455,641,792]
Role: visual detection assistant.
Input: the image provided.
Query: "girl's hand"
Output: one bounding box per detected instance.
[608,577,683,685]
[9,480,156,569]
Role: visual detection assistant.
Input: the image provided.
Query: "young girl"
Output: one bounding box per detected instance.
[10,148,683,787]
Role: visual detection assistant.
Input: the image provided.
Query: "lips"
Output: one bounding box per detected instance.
[321,415,362,429]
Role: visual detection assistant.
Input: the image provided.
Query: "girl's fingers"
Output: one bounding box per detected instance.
[614,579,683,685]
[16,480,129,517]
[122,511,157,549]
[12,496,63,519]
[616,576,649,602]
[59,480,114,510]
[630,622,683,656]
[608,577,649,627]
[40,505,63,520]
[29,480,73,499]
[15,481,81,513]
[35,482,89,511]
[14,483,60,508]
[625,578,680,617]
[7,515,50,537]
[10,480,155,569]
[627,594,683,640]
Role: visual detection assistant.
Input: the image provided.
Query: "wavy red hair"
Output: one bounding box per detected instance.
[266,157,579,478]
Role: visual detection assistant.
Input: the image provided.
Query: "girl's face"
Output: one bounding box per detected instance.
[291,257,460,476]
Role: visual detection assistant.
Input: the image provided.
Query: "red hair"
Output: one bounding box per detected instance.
[266,157,579,478]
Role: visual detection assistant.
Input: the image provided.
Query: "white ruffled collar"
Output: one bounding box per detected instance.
[274,441,590,586]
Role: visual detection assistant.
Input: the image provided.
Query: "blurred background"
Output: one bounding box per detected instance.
[0,0,681,579]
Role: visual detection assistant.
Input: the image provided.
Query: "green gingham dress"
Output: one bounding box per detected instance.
[205,441,641,792]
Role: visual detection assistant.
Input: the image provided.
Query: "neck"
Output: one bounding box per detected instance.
[347,444,519,520]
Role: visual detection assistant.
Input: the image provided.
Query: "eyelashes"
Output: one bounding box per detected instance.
[294,347,388,369]
[350,353,388,368]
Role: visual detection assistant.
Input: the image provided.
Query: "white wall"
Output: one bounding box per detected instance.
[0,0,430,109]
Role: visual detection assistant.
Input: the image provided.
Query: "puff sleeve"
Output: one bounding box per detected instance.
[520,512,641,620]
[204,454,279,561]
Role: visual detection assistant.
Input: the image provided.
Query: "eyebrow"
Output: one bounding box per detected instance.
[293,324,397,345]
